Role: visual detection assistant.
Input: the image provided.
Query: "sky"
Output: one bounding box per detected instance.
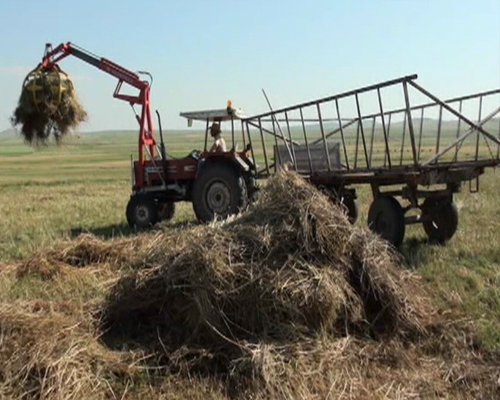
[0,0,499,132]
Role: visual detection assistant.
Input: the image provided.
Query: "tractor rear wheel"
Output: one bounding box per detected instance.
[368,196,405,247]
[422,198,458,244]
[126,194,159,229]
[192,163,247,222]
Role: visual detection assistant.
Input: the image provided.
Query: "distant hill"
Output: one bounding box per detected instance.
[303,117,499,136]
[2,117,497,144]
[0,128,15,136]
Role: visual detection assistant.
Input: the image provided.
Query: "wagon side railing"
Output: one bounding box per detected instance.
[242,75,500,178]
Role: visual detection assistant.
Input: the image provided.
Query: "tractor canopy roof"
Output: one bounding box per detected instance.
[180,107,246,123]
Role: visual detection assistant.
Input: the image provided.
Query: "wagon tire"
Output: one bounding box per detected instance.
[368,196,405,247]
[323,187,358,224]
[126,194,159,229]
[342,197,359,224]
[192,163,247,222]
[422,198,458,244]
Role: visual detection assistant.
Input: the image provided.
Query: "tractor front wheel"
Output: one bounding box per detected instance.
[126,194,159,229]
[192,163,247,222]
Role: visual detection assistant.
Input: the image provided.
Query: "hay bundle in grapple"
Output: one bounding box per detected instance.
[11,65,87,144]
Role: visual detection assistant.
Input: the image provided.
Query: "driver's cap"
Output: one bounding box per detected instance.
[210,123,221,134]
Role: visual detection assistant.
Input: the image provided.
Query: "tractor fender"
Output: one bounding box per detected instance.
[196,154,249,179]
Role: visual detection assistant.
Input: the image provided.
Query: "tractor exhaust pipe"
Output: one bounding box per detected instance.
[155,110,166,160]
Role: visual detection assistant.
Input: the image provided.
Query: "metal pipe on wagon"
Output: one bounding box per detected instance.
[300,108,314,173]
[258,117,270,175]
[400,112,407,166]
[262,89,294,168]
[453,101,463,162]
[317,103,332,172]
[435,106,443,160]
[475,96,483,161]
[355,94,370,168]
[402,81,419,167]
[384,114,392,168]
[335,99,350,170]
[417,108,424,162]
[377,88,391,169]
[369,116,376,167]
[408,80,500,147]
[284,111,298,171]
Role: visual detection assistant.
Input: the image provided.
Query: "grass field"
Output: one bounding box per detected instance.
[1,130,500,398]
[1,130,500,346]
[0,131,204,259]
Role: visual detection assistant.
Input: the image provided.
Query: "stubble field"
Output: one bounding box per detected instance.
[0,130,499,399]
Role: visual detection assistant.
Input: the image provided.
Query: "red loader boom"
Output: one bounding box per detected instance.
[41,42,156,189]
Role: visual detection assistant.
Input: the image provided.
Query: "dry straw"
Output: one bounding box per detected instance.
[1,170,498,399]
[103,170,430,345]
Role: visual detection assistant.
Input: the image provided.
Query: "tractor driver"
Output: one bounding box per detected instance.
[209,123,227,153]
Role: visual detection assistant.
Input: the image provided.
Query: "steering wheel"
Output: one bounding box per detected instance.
[189,149,202,160]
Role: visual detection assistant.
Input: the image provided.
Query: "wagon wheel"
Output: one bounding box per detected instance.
[322,187,358,224]
[422,198,458,244]
[126,194,159,229]
[341,196,359,224]
[368,196,405,247]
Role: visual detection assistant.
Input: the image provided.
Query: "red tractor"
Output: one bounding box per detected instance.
[128,105,258,228]
[41,42,257,228]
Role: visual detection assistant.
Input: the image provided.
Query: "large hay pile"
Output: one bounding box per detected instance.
[11,65,87,144]
[1,170,498,399]
[102,172,429,347]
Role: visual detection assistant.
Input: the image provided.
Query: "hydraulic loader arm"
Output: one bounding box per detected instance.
[39,42,157,169]
[41,42,148,103]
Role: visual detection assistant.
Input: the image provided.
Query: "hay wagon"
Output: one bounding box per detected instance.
[184,75,500,246]
[242,74,500,246]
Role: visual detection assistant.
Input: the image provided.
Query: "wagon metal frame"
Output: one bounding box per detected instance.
[240,74,500,246]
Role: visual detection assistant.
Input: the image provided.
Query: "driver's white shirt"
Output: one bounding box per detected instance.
[211,137,227,152]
